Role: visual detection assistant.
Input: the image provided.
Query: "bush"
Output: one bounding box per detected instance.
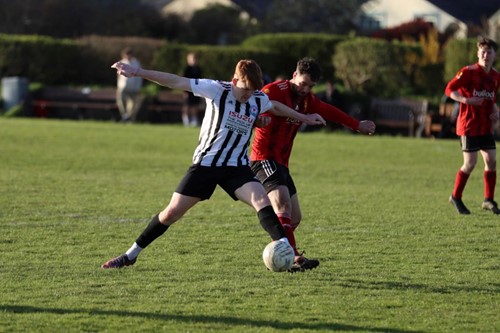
[414,63,445,95]
[0,34,84,85]
[0,34,167,87]
[76,35,166,85]
[152,44,277,83]
[242,33,347,80]
[333,38,422,98]
[443,39,478,81]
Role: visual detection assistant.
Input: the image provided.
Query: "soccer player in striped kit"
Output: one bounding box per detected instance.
[102,59,326,269]
[446,37,500,215]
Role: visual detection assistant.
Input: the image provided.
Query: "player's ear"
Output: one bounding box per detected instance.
[232,78,238,85]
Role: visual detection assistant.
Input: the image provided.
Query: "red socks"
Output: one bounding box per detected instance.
[453,169,497,201]
[484,170,496,200]
[277,213,299,256]
[452,170,470,199]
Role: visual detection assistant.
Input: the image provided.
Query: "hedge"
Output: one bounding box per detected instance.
[152,44,278,82]
[0,34,166,86]
[242,33,347,80]
[0,34,84,85]
[333,38,422,98]
[2,33,491,101]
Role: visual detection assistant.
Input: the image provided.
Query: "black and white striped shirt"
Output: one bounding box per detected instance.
[190,79,272,167]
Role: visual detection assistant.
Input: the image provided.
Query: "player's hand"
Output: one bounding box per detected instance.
[358,120,376,135]
[303,113,326,126]
[491,110,500,121]
[255,115,271,128]
[111,61,139,78]
[466,97,484,106]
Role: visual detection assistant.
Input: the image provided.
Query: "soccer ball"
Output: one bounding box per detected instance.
[262,240,295,272]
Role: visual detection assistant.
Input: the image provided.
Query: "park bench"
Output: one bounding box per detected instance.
[424,102,457,138]
[370,98,428,137]
[143,90,186,123]
[32,87,119,120]
[31,87,185,123]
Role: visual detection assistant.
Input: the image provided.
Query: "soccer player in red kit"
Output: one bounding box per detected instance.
[250,57,376,272]
[446,37,500,215]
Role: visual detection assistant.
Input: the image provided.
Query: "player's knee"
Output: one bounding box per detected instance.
[159,206,184,225]
[462,163,475,174]
[291,217,301,230]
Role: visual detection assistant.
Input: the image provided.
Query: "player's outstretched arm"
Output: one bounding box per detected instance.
[111,61,192,91]
[270,100,326,126]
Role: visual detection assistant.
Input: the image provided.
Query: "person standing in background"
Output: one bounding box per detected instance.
[116,47,143,122]
[446,37,500,215]
[182,52,203,127]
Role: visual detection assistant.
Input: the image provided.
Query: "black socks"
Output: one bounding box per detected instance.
[136,214,169,248]
[257,206,286,240]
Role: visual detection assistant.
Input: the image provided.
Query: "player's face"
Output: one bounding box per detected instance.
[233,78,254,103]
[477,46,496,68]
[290,72,316,98]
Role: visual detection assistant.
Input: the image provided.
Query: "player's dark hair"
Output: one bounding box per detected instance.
[296,57,322,82]
[477,37,498,51]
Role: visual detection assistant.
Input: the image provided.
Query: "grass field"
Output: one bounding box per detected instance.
[0,118,499,333]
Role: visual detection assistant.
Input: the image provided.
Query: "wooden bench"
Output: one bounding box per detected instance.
[424,102,457,138]
[32,87,119,120]
[141,91,185,123]
[31,87,185,123]
[370,98,428,137]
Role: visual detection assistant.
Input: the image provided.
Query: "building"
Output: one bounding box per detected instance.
[162,0,244,20]
[359,0,499,38]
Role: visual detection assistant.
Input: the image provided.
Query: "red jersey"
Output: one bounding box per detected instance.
[250,80,360,167]
[445,63,500,136]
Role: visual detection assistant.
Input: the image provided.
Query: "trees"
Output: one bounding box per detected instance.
[0,0,168,38]
[180,4,253,45]
[259,0,369,34]
[0,0,371,44]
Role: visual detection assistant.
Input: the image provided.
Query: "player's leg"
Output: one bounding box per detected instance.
[266,172,318,272]
[480,147,499,214]
[101,165,211,269]
[288,192,319,272]
[266,186,298,251]
[181,100,190,127]
[128,91,143,122]
[116,89,128,121]
[290,193,302,229]
[234,181,287,242]
[450,137,478,214]
[250,161,296,246]
[188,105,199,127]
[101,193,200,269]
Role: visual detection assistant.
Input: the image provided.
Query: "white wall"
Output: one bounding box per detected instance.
[361,0,467,37]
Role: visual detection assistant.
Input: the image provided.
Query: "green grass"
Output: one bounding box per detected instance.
[0,118,499,333]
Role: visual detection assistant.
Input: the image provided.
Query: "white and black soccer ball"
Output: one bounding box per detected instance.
[262,240,295,272]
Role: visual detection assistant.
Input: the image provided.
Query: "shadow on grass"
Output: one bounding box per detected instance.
[1,304,426,333]
[336,279,500,294]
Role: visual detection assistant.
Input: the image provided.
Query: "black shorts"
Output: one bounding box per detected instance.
[460,134,496,152]
[175,164,260,201]
[250,160,297,196]
[186,92,202,106]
